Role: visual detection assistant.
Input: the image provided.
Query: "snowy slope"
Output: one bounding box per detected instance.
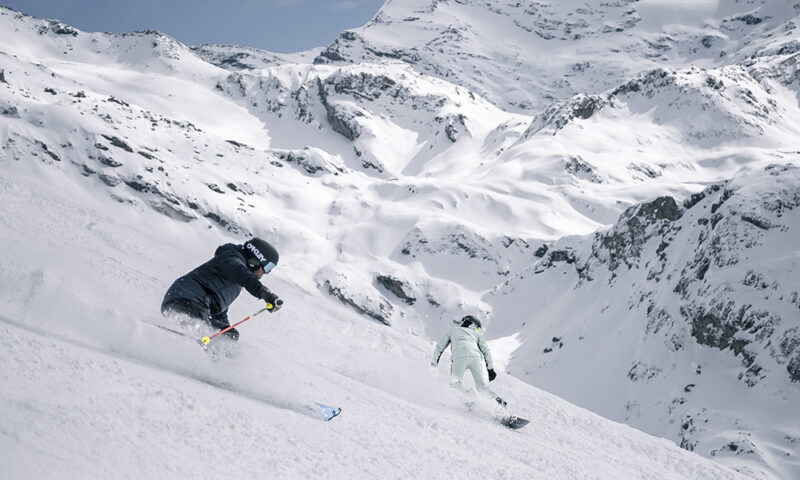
[0,154,745,480]
[1,2,799,479]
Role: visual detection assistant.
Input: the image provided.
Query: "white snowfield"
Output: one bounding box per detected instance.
[0,0,798,478]
[0,173,745,480]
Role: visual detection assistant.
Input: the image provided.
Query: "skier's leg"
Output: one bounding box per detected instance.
[161,299,213,333]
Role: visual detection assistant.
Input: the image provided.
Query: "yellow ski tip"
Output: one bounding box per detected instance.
[202,336,210,345]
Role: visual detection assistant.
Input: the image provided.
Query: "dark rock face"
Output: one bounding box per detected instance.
[206,183,225,194]
[276,151,327,175]
[314,31,423,66]
[216,52,255,70]
[787,355,800,382]
[780,329,800,382]
[314,72,405,142]
[733,14,763,26]
[564,156,602,183]
[314,33,354,64]
[597,196,683,272]
[502,169,799,475]
[121,176,167,196]
[525,94,607,136]
[376,275,416,305]
[549,250,575,264]
[101,134,133,153]
[627,362,661,382]
[434,113,470,142]
[571,94,605,119]
[99,174,119,187]
[402,228,486,260]
[689,310,738,351]
[531,166,800,392]
[98,155,122,167]
[611,69,676,98]
[36,140,60,162]
[636,196,683,222]
[683,184,723,210]
[673,173,799,386]
[225,139,252,149]
[317,78,363,141]
[325,71,397,100]
[322,280,392,326]
[38,20,79,37]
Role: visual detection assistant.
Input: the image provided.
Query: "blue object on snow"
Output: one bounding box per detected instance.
[314,403,342,421]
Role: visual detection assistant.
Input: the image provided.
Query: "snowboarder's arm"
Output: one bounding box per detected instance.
[477,335,494,370]
[431,332,451,366]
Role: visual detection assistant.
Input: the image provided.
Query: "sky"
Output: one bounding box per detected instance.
[3,0,386,53]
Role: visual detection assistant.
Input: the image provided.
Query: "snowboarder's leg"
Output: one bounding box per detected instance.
[466,357,497,397]
[450,357,470,391]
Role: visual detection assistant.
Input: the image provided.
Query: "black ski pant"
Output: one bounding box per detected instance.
[161,299,239,341]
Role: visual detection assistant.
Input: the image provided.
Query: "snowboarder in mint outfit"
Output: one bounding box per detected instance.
[431,315,505,406]
[161,237,282,341]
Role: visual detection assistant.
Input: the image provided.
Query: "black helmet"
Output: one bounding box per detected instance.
[243,237,279,273]
[461,315,482,330]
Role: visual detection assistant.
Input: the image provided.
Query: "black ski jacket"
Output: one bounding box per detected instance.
[161,243,271,325]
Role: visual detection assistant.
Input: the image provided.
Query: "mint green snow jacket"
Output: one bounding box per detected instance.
[431,324,494,369]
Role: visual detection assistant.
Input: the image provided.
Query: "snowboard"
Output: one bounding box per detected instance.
[499,415,529,430]
[464,400,529,430]
[314,403,342,422]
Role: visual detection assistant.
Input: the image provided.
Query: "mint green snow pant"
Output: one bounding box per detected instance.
[451,356,496,397]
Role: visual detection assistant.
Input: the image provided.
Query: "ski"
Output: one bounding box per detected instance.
[142,322,340,420]
[142,320,196,339]
[140,320,240,361]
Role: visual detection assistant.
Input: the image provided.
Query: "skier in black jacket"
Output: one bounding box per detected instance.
[161,237,282,341]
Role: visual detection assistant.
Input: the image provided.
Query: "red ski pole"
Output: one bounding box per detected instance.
[200,303,274,345]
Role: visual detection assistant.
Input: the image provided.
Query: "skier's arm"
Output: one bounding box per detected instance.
[431,332,451,366]
[218,250,274,300]
[477,335,495,370]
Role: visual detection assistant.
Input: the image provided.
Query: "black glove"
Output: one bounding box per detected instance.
[488,369,497,382]
[261,289,280,309]
[222,327,239,342]
[268,298,283,312]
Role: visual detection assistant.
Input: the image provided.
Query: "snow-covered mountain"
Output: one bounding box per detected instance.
[310,0,800,114]
[490,166,800,478]
[1,1,798,478]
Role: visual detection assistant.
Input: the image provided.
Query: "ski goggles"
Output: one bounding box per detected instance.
[262,261,276,274]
